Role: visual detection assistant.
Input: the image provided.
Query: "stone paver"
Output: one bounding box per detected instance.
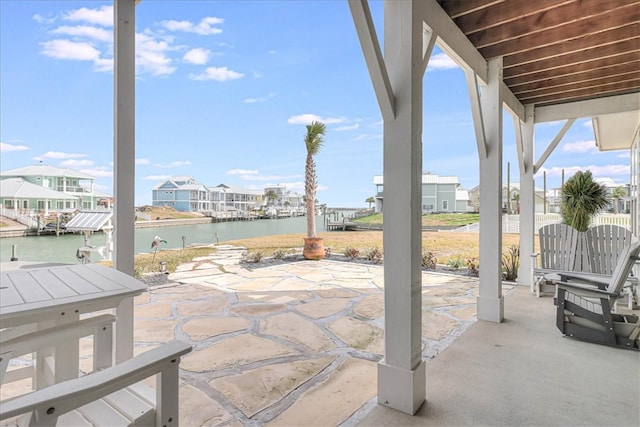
[0,245,497,427]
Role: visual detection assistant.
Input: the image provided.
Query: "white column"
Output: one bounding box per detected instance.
[113,0,136,363]
[377,0,425,415]
[113,0,136,277]
[477,58,504,323]
[517,105,536,289]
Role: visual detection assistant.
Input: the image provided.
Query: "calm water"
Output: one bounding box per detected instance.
[0,215,334,264]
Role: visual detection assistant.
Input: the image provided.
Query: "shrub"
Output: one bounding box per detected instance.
[363,247,383,263]
[446,255,466,269]
[466,258,479,277]
[502,245,520,281]
[272,248,288,259]
[343,246,360,259]
[422,251,437,270]
[246,251,264,263]
[324,247,332,258]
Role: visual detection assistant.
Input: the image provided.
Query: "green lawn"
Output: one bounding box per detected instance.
[353,213,479,227]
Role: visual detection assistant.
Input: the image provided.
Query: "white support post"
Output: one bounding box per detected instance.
[377,0,425,415]
[114,0,136,278]
[477,58,504,323]
[517,105,536,290]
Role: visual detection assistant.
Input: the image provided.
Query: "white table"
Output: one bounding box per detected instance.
[0,263,147,389]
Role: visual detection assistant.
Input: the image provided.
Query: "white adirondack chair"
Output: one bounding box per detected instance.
[0,340,192,426]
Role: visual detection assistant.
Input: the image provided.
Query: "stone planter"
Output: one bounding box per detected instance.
[302,237,325,260]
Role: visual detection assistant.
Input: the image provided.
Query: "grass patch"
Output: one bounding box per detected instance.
[353,213,480,227]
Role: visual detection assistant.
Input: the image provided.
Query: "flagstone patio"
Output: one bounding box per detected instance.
[132,245,510,426]
[0,245,514,426]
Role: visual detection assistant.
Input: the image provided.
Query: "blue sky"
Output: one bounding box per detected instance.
[0,1,631,208]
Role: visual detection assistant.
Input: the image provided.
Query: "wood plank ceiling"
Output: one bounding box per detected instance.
[437,0,640,107]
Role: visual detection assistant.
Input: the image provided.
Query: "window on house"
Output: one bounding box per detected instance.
[442,200,449,210]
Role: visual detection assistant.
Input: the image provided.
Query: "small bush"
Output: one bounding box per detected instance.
[343,246,360,259]
[422,251,437,270]
[446,255,466,269]
[246,251,264,263]
[363,247,383,263]
[466,258,479,277]
[502,244,520,281]
[272,248,288,259]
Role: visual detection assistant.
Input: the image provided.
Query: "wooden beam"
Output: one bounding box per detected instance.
[535,92,640,122]
[348,0,395,121]
[534,118,576,174]
[466,71,487,158]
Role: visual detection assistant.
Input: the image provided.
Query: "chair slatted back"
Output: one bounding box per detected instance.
[585,224,634,275]
[606,239,640,295]
[538,223,581,271]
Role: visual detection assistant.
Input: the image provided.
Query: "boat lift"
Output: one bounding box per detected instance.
[64,210,114,263]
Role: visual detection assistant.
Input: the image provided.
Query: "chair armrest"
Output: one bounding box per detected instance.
[0,340,192,422]
[555,272,609,289]
[554,280,619,298]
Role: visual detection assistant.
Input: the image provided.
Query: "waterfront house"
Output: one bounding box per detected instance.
[0,165,104,215]
[208,183,262,213]
[151,176,210,212]
[373,173,472,214]
[469,182,549,214]
[263,184,304,211]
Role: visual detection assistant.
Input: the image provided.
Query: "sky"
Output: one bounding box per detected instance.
[0,1,632,208]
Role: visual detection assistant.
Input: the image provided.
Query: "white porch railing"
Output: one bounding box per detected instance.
[503,213,631,234]
[0,207,39,229]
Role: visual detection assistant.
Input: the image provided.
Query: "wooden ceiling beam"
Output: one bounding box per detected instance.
[503,32,640,74]
[478,4,640,58]
[506,56,640,88]
[451,0,575,36]
[437,0,504,19]
[511,66,640,96]
[520,80,640,106]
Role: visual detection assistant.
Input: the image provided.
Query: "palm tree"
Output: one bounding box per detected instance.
[611,186,627,214]
[365,196,375,209]
[264,190,278,206]
[560,170,609,232]
[304,121,326,238]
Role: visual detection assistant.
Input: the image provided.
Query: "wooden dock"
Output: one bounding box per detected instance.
[326,221,383,231]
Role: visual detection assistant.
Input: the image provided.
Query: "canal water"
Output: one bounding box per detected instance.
[0,215,335,264]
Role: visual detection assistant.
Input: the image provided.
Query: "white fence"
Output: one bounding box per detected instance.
[503,213,631,234]
[0,207,39,228]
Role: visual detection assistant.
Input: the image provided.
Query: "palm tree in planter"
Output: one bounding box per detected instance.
[560,170,609,232]
[303,121,327,260]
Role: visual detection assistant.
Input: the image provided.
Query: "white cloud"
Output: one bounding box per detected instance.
[268,50,277,55]
[64,5,113,27]
[161,17,224,35]
[52,25,111,42]
[582,119,594,129]
[427,52,459,71]
[183,48,211,65]
[136,32,176,76]
[334,123,360,131]
[38,151,86,160]
[144,175,171,181]
[156,161,192,168]
[189,66,244,81]
[227,169,258,175]
[242,174,302,182]
[80,166,112,178]
[40,39,101,61]
[59,159,94,168]
[562,140,597,153]
[136,158,151,165]
[243,92,275,103]
[287,114,347,125]
[0,142,29,152]
[33,14,56,25]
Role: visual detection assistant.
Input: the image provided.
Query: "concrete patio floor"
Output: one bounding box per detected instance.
[2,245,638,426]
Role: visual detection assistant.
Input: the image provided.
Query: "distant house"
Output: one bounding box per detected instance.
[263,184,304,210]
[209,183,262,212]
[152,176,210,212]
[373,173,472,214]
[469,182,548,213]
[0,165,103,214]
[546,177,631,214]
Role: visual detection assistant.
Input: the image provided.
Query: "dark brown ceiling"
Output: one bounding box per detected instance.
[437,0,640,107]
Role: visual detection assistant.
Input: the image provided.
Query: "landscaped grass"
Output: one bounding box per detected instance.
[353,213,480,227]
